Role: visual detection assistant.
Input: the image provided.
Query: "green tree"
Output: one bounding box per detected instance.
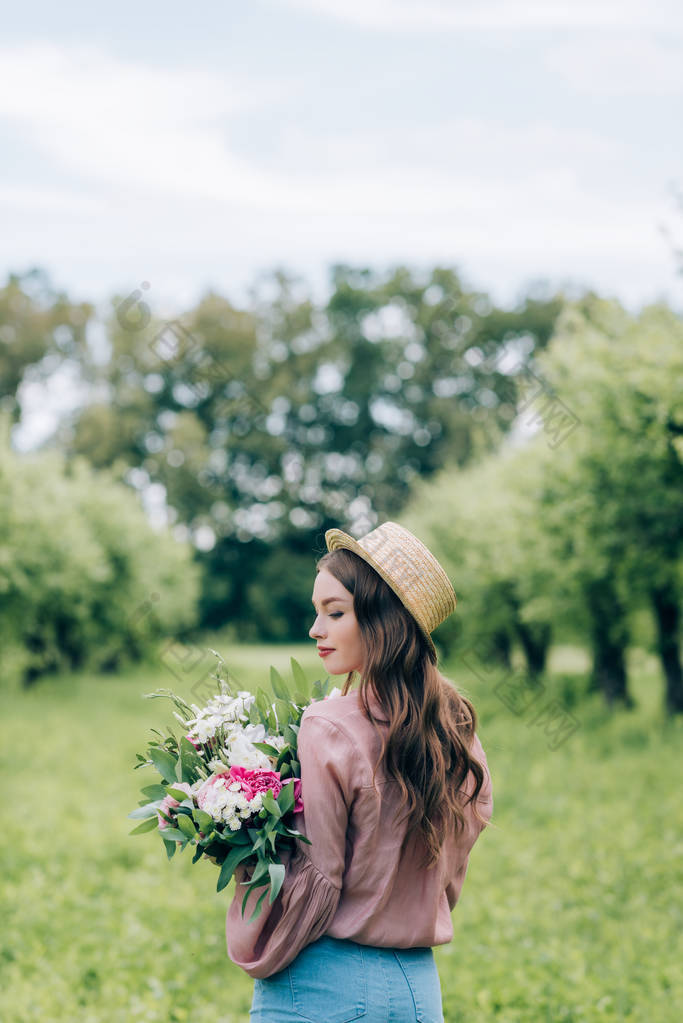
[5,264,568,640]
[0,412,201,687]
[537,297,683,713]
[0,268,93,423]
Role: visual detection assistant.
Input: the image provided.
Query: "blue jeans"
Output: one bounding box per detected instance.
[249,934,444,1023]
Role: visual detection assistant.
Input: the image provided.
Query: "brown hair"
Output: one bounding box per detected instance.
[316,547,491,870]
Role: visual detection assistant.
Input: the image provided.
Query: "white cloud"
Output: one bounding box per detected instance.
[0,40,299,206]
[0,38,680,324]
[545,35,683,96]
[279,0,683,33]
[0,183,100,213]
[0,41,644,220]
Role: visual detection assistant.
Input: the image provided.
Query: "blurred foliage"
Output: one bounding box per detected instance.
[0,414,201,688]
[402,296,683,713]
[2,267,682,713]
[0,268,94,423]
[2,265,566,643]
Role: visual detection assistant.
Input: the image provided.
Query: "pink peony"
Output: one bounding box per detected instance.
[195,771,232,811]
[228,766,283,801]
[157,781,193,830]
[226,766,303,813]
[192,768,303,818]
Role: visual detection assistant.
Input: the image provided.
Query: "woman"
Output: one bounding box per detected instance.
[226,521,494,1023]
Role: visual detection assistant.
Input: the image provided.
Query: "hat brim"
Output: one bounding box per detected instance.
[324,527,438,658]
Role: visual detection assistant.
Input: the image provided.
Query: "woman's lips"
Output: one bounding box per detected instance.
[318,648,334,657]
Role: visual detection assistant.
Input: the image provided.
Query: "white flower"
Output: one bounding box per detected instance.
[241,722,267,744]
[225,732,272,770]
[196,774,240,822]
[227,817,242,831]
[183,690,258,745]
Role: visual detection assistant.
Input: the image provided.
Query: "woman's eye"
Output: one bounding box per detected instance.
[330,612,343,619]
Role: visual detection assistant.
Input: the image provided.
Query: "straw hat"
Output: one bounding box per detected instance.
[324,521,457,657]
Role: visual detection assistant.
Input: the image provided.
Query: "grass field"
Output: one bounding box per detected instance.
[2,640,681,1022]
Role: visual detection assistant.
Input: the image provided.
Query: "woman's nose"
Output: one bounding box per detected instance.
[309,616,325,639]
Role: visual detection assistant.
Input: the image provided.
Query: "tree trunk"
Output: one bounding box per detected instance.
[651,580,683,715]
[586,578,634,708]
[515,621,552,679]
[489,629,512,670]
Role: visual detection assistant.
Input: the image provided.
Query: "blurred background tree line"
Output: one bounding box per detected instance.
[0,265,681,715]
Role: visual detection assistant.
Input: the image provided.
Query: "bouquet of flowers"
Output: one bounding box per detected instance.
[128,650,339,922]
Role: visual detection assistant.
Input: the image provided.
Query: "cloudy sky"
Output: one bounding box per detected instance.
[2,0,683,325]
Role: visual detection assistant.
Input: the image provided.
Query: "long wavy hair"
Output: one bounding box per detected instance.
[315,547,491,870]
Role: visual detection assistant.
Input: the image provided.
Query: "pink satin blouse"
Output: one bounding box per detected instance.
[226,685,493,979]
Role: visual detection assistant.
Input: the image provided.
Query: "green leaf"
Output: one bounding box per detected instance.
[274,698,291,729]
[290,658,311,701]
[283,724,299,748]
[275,745,291,770]
[277,780,295,815]
[163,839,176,860]
[256,688,271,721]
[149,748,178,784]
[158,827,188,843]
[179,736,203,784]
[270,666,290,701]
[177,814,198,839]
[240,875,266,916]
[192,809,213,831]
[248,887,269,923]
[241,881,256,916]
[213,827,251,846]
[141,784,168,800]
[250,858,271,885]
[251,833,266,853]
[252,742,281,758]
[216,844,255,893]
[166,786,191,802]
[281,827,311,844]
[127,801,161,820]
[129,817,159,835]
[192,845,204,864]
[268,862,286,904]
[261,790,281,818]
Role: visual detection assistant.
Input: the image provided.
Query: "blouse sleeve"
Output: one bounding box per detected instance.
[225,711,357,979]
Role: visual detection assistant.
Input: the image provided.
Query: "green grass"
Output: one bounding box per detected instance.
[1,641,682,1022]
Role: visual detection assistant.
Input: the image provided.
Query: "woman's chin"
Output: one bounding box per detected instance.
[324,655,347,675]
